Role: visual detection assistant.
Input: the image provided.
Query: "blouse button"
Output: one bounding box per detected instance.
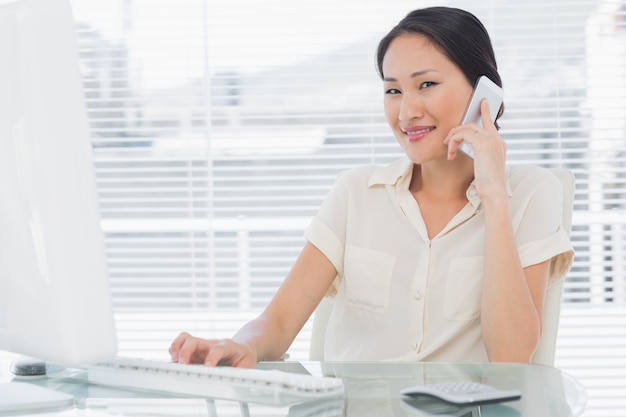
[413,290,421,300]
[469,189,477,197]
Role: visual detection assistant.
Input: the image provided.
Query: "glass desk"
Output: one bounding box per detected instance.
[0,360,586,417]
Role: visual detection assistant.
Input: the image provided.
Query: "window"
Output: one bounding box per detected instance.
[69,1,625,415]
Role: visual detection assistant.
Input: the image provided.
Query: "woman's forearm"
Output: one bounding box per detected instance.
[480,196,543,362]
[231,313,294,362]
[233,241,338,363]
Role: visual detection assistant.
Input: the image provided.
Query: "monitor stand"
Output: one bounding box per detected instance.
[0,357,75,413]
[0,382,74,413]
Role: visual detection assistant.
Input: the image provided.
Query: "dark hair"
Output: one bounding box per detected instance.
[377,7,504,123]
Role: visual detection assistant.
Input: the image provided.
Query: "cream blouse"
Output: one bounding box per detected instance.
[304,157,574,362]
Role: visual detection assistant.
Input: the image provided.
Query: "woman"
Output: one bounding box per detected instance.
[169,7,574,367]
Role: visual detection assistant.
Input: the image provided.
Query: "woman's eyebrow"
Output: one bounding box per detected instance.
[383,69,435,82]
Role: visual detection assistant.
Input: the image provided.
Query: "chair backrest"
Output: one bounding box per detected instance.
[308,169,575,366]
[531,168,575,365]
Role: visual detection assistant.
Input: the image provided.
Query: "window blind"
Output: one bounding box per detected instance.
[68,0,626,415]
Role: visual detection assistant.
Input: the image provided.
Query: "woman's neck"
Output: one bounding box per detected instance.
[409,158,474,201]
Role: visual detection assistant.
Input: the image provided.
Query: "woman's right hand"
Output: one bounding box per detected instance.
[168,243,337,369]
[169,332,258,368]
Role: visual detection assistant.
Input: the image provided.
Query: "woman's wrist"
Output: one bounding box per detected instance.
[479,191,510,210]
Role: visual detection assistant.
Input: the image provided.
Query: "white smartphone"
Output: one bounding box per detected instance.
[458,75,503,158]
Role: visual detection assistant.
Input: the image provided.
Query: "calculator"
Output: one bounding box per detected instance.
[400,380,522,406]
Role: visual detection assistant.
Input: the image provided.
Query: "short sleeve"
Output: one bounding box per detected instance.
[305,217,345,277]
[303,170,352,296]
[513,167,575,287]
[518,228,574,288]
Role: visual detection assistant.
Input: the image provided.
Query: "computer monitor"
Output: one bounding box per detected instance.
[0,0,118,367]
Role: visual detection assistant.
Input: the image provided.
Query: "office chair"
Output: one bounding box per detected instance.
[531,168,575,365]
[309,169,575,366]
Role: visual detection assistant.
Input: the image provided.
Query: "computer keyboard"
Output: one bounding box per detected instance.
[86,356,344,406]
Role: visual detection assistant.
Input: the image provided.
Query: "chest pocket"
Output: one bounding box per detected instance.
[444,256,484,321]
[343,245,396,314]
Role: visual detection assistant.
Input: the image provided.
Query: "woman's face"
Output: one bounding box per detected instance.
[382,34,473,164]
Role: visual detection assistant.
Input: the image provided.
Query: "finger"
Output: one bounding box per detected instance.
[480,99,497,132]
[203,340,256,368]
[177,336,205,364]
[446,131,467,160]
[231,355,257,368]
[204,342,229,367]
[169,332,191,362]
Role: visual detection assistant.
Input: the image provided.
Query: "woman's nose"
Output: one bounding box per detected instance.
[399,93,423,121]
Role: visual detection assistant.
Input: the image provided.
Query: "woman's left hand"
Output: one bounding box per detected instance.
[444,99,508,200]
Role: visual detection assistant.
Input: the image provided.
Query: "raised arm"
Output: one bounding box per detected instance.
[447,100,551,362]
[169,241,337,367]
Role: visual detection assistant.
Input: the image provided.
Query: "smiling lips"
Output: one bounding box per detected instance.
[403,126,435,142]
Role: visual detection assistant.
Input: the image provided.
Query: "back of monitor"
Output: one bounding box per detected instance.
[0,0,117,366]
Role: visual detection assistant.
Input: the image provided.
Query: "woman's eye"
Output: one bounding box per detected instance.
[385,88,401,95]
[420,81,437,89]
